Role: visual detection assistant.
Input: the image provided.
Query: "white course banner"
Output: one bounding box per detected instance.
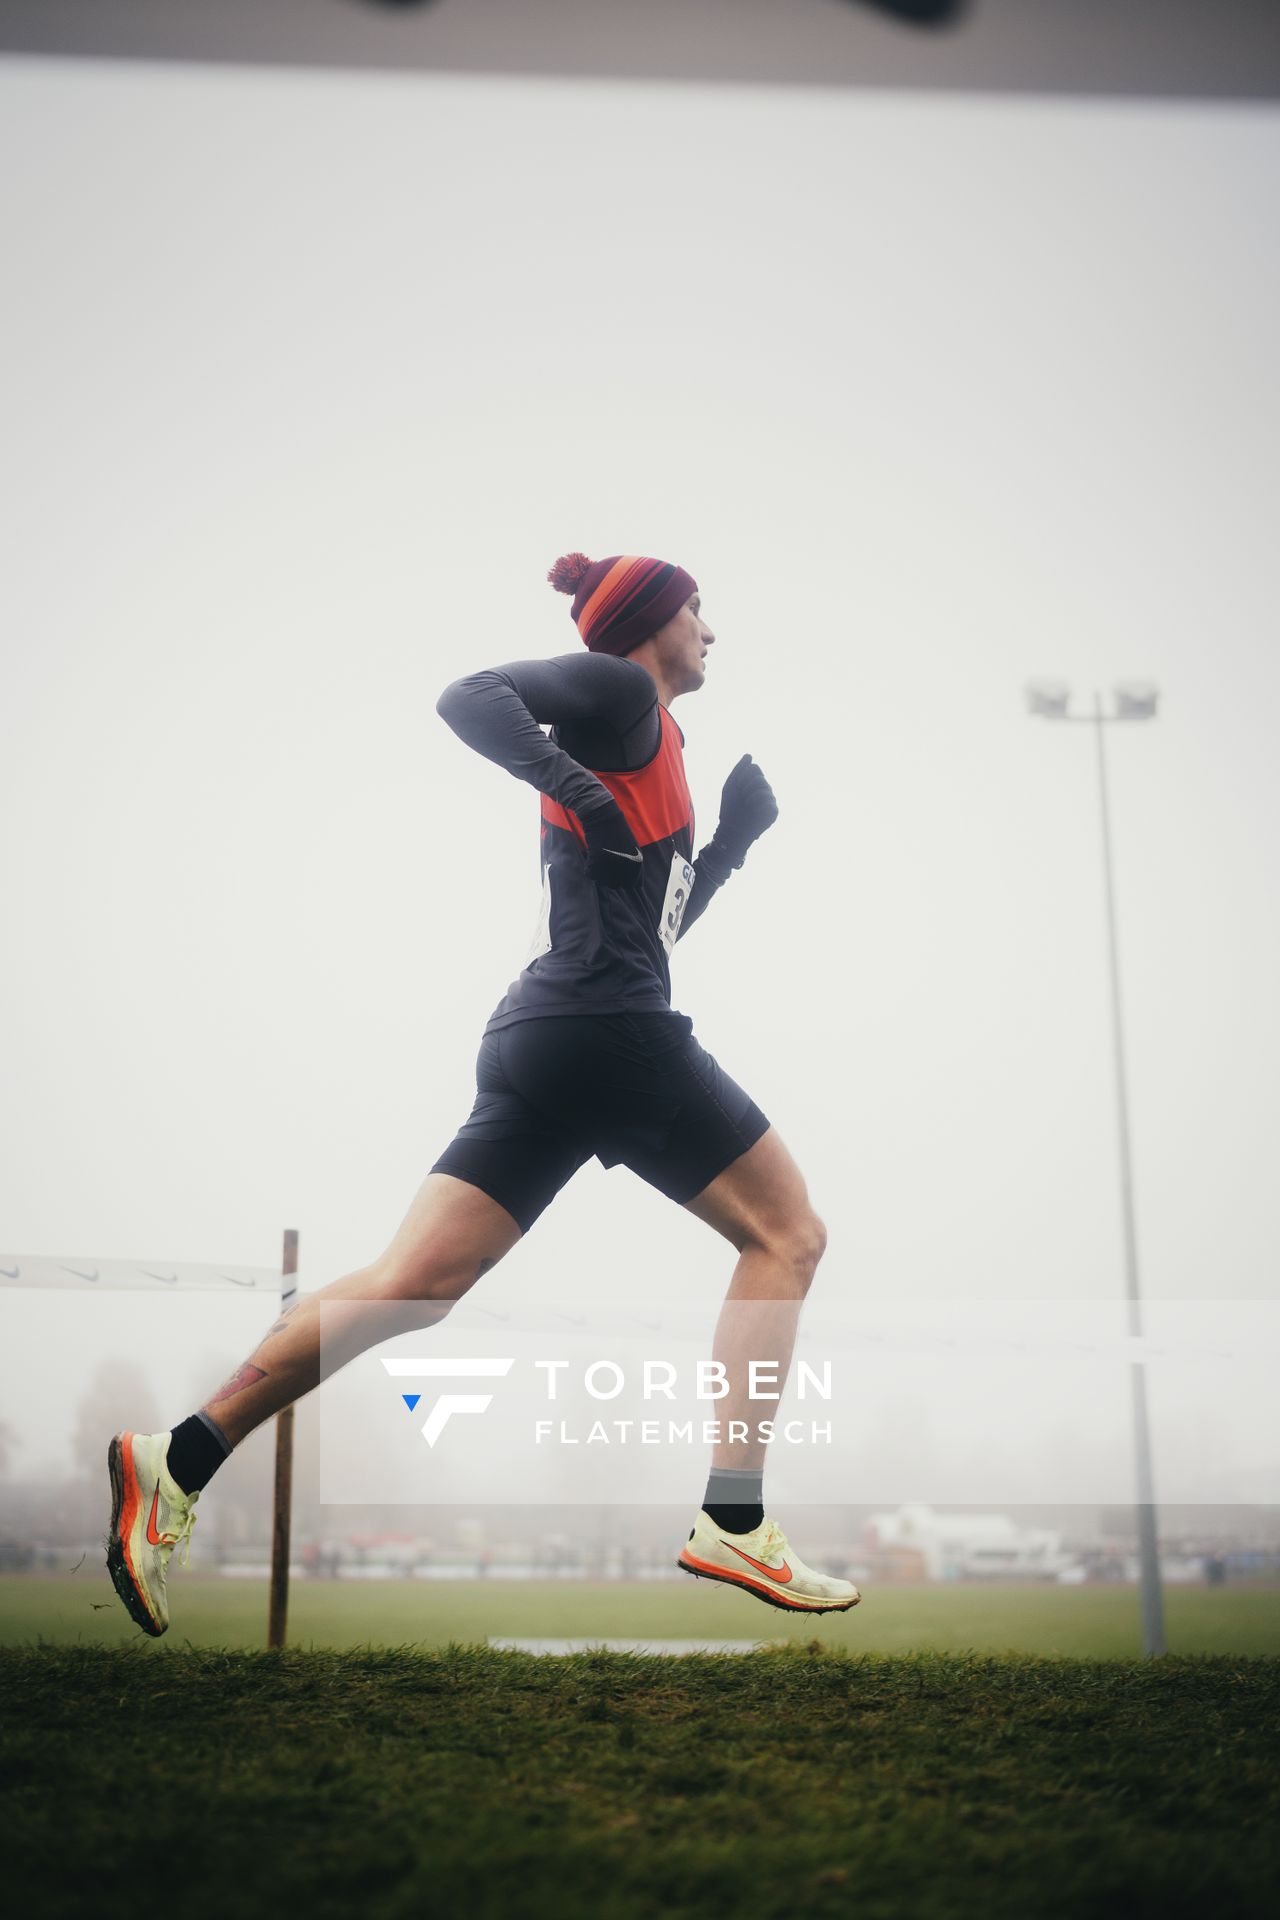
[0,1254,286,1293]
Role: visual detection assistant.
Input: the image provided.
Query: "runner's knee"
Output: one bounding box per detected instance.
[365,1248,493,1303]
[795,1210,828,1288]
[752,1208,827,1293]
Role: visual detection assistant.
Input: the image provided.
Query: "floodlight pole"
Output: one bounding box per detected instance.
[1089,694,1165,1657]
[1028,684,1165,1657]
[267,1228,299,1651]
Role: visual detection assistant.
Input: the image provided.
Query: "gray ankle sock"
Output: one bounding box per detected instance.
[703,1465,764,1533]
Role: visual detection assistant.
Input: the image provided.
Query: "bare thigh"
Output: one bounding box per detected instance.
[204,1172,524,1446]
[682,1127,815,1246]
[370,1170,525,1299]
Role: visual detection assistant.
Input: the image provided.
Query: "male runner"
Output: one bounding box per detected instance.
[107,550,859,1633]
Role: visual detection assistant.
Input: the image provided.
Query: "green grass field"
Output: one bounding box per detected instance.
[2,1644,1277,1920]
[1,1571,1278,1657]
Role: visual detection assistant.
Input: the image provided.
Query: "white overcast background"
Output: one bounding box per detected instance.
[1,56,1277,1490]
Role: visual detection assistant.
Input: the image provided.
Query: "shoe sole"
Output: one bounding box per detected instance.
[677,1553,860,1614]
[105,1435,165,1637]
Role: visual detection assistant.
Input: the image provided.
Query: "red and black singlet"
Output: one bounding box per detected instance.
[435,652,732,1030]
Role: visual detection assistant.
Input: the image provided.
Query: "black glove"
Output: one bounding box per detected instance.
[708,754,778,869]
[579,798,645,891]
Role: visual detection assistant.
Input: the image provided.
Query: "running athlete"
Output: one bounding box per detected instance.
[107,551,859,1632]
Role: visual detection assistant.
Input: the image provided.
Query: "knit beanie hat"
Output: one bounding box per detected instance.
[547,552,698,657]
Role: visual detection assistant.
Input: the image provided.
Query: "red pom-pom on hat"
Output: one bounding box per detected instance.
[548,552,593,595]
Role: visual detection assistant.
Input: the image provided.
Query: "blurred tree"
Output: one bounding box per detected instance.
[73,1359,161,1470]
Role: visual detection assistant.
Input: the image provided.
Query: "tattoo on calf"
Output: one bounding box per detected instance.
[205,1361,267,1408]
[263,1301,300,1339]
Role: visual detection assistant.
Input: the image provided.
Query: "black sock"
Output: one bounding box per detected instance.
[702,1466,764,1534]
[165,1412,233,1495]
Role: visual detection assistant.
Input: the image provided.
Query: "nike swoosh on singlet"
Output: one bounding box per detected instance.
[145,1488,166,1547]
[724,1540,794,1584]
[603,848,643,863]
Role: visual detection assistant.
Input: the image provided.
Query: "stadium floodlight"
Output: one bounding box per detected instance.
[1114,682,1160,721]
[1025,679,1072,719]
[1025,683,1161,726]
[1025,680,1165,1656]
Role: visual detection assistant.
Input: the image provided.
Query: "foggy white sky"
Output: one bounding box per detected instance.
[2,56,1278,1477]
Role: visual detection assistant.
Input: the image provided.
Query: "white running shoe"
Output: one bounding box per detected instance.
[678,1510,861,1614]
[106,1431,199,1637]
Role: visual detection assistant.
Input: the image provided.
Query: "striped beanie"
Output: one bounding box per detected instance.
[547,552,698,657]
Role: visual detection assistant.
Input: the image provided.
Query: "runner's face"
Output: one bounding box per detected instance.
[655,593,715,696]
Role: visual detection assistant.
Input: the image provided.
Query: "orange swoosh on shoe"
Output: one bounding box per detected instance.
[724,1540,793,1584]
[145,1487,165,1547]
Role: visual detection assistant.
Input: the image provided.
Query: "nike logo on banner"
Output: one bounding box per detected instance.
[145,1489,166,1547]
[143,1270,179,1285]
[62,1265,100,1283]
[604,848,643,864]
[221,1275,257,1288]
[725,1540,793,1584]
[0,1266,19,1280]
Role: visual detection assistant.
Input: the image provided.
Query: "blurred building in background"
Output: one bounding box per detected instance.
[863,1504,1071,1583]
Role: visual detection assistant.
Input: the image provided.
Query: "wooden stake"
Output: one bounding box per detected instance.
[267,1228,298,1651]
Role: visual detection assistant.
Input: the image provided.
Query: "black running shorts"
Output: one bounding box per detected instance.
[430,1012,771,1234]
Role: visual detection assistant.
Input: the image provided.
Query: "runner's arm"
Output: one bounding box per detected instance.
[677,756,779,940]
[435,652,659,816]
[675,843,734,939]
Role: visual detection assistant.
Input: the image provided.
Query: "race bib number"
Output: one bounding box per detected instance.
[658,852,695,956]
[526,867,553,963]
